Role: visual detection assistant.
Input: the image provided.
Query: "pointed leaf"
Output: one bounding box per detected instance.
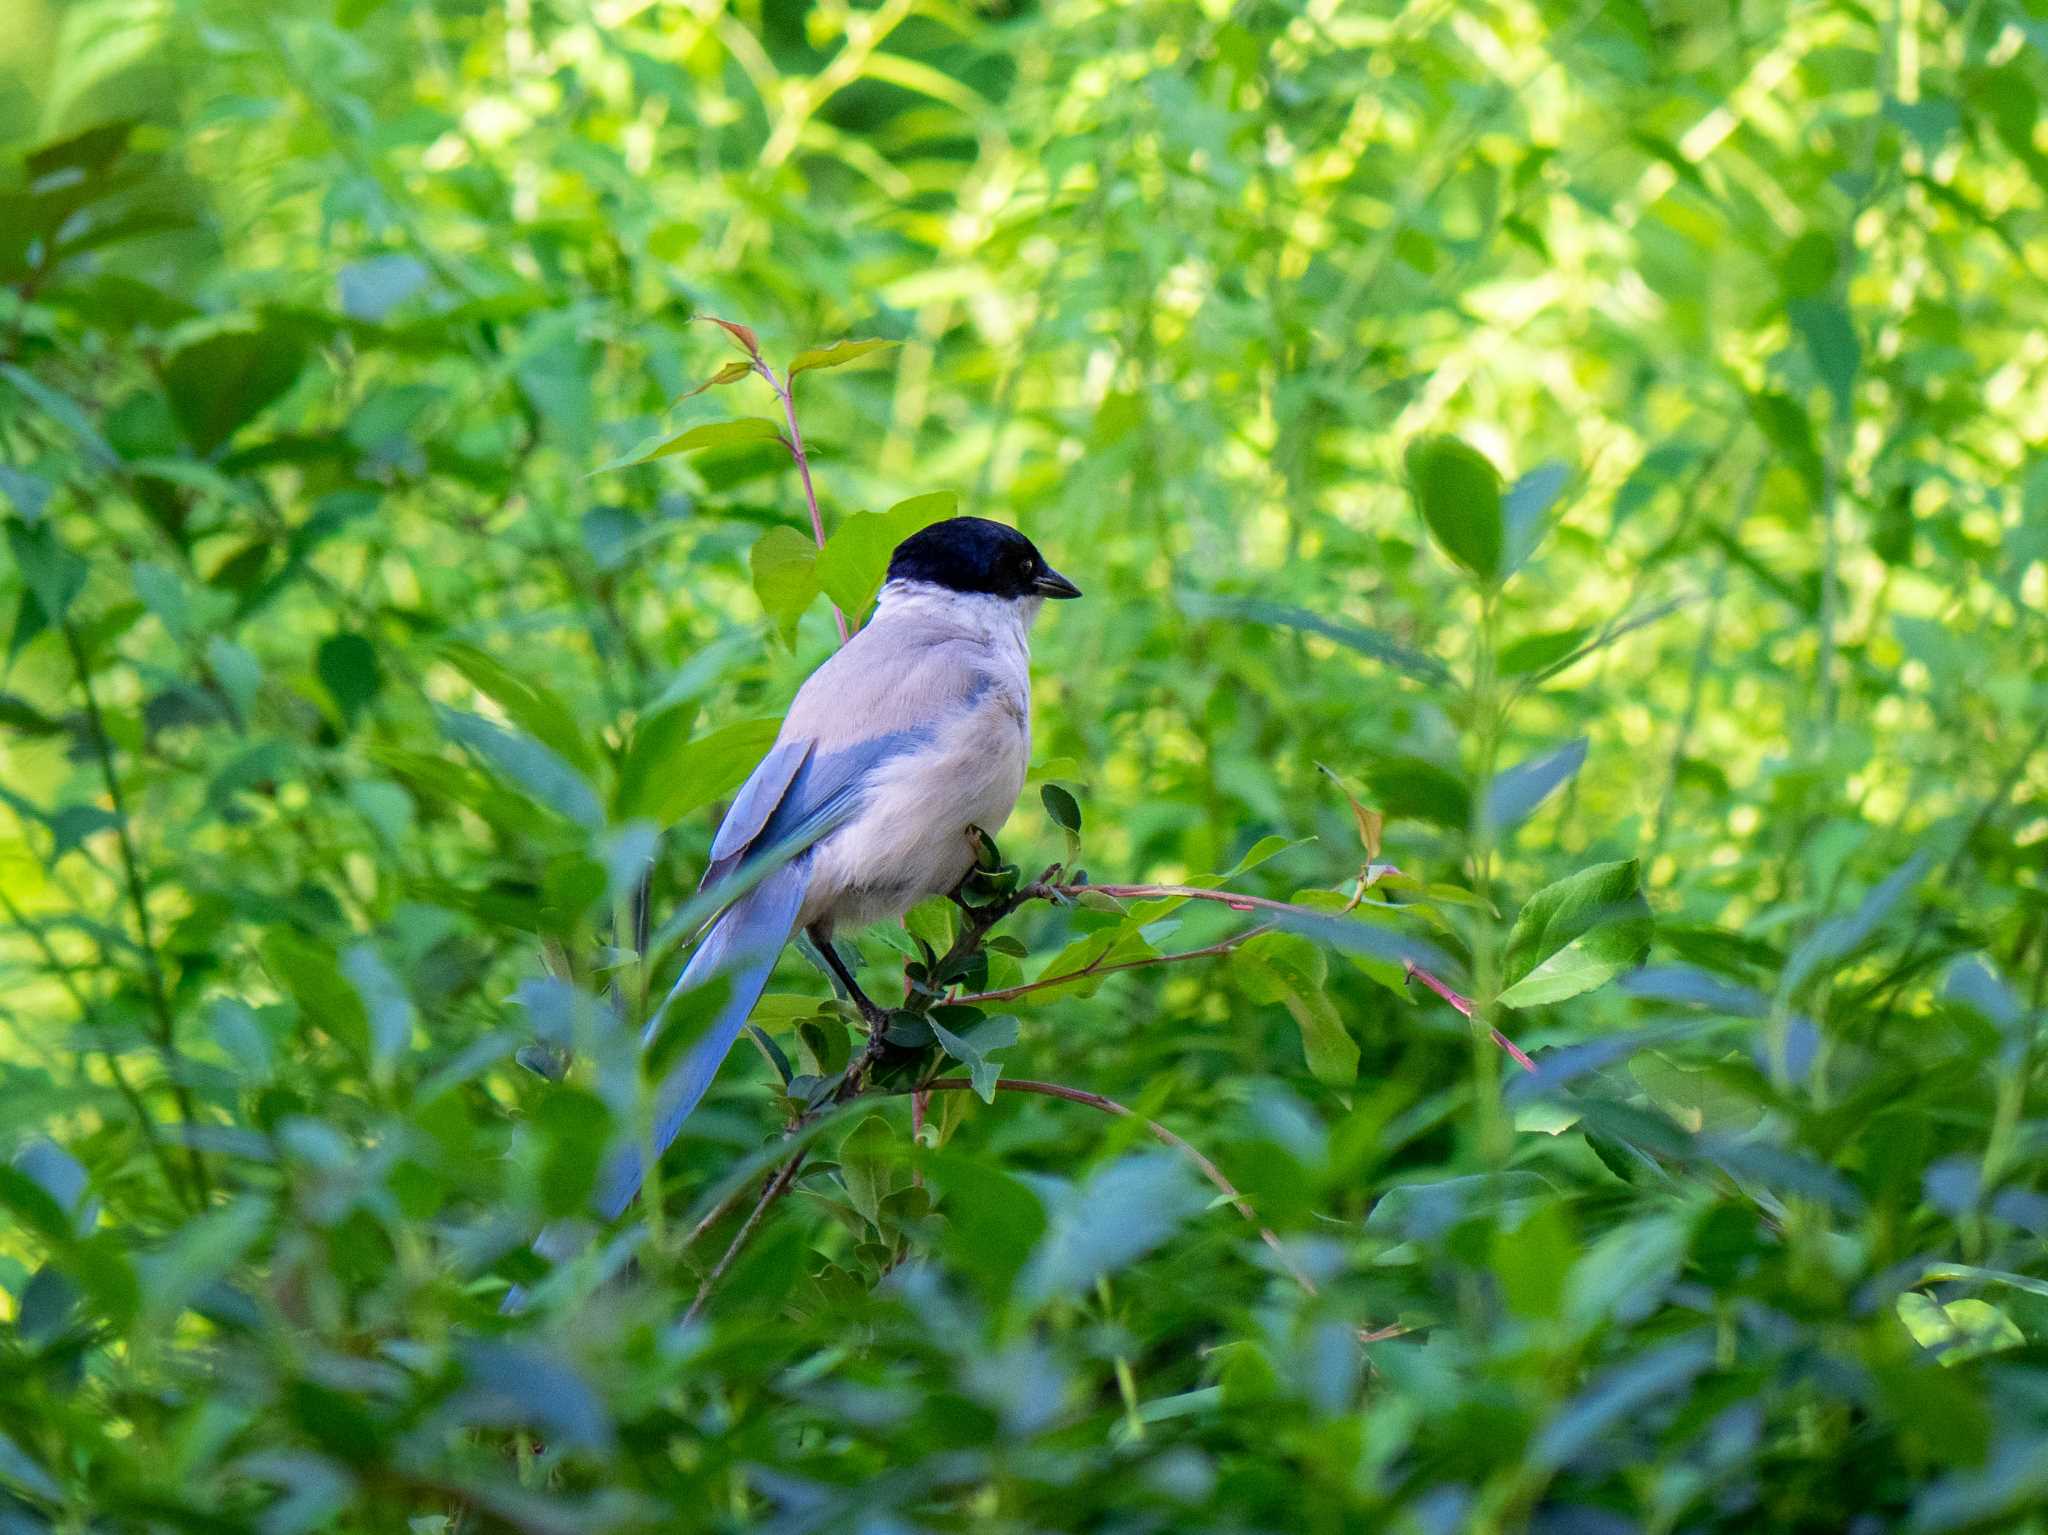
[702,315,762,360]
[1781,852,1929,997]
[751,525,822,640]
[592,417,781,474]
[787,338,899,380]
[816,491,959,615]
[616,713,782,827]
[1500,859,1652,1009]
[1040,783,1082,835]
[1789,298,1860,415]
[678,359,754,401]
[438,642,595,778]
[1177,593,1450,685]
[1237,934,1357,1087]
[1503,460,1569,573]
[161,328,308,456]
[1486,737,1588,832]
[840,1114,899,1226]
[437,707,603,829]
[1316,764,1382,859]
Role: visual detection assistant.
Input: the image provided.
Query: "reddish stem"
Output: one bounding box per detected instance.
[1047,882,1537,1073]
[757,359,848,643]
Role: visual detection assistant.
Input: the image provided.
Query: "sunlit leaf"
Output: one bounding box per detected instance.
[787,337,899,380]
[816,491,959,615]
[678,359,754,400]
[617,712,781,829]
[751,524,822,640]
[592,417,782,473]
[1500,859,1651,1009]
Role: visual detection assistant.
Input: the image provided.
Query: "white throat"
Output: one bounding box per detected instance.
[873,579,1042,645]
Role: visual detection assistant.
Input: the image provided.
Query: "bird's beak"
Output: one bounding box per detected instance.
[1034,567,1082,599]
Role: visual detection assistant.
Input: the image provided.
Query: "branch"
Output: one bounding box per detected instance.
[1401,962,1535,1073]
[63,618,211,1205]
[682,1151,807,1326]
[952,924,1272,1006]
[1034,881,1536,1073]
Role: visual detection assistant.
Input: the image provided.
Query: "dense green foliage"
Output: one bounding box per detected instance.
[5,0,2048,1528]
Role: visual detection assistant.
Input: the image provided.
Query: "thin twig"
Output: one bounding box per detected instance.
[952,924,1273,1006]
[62,619,210,1205]
[755,359,849,643]
[683,1152,808,1326]
[913,1077,1322,1298]
[1401,962,1535,1073]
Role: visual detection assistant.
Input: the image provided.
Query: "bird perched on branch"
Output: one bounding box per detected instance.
[593,516,1080,1224]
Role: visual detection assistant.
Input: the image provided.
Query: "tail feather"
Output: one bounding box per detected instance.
[591,858,809,1222]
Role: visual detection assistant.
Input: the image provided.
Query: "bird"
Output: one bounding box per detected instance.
[588,515,1080,1227]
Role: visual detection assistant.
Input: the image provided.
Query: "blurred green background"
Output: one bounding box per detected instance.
[4,0,2048,1529]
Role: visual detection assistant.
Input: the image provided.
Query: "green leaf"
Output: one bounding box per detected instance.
[815,491,959,616]
[161,328,308,456]
[315,633,382,729]
[593,417,782,473]
[901,896,953,955]
[338,254,429,321]
[1500,627,1591,676]
[931,1014,1017,1104]
[616,713,782,827]
[1177,593,1451,686]
[678,359,753,400]
[1368,755,1471,829]
[438,642,595,778]
[139,1197,271,1329]
[1503,460,1568,574]
[6,520,87,632]
[1041,783,1082,835]
[261,931,370,1056]
[438,707,604,830]
[1789,298,1860,415]
[750,525,822,640]
[1780,852,1928,998]
[840,1114,899,1227]
[1485,737,1587,832]
[929,1153,1045,1305]
[1018,1152,1206,1304]
[1499,859,1652,1008]
[1236,933,1358,1087]
[0,365,119,468]
[341,943,413,1072]
[787,338,899,379]
[1405,434,1504,584]
[1366,1171,1554,1240]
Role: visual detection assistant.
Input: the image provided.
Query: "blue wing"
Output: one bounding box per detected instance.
[594,724,938,1217]
[507,720,942,1308]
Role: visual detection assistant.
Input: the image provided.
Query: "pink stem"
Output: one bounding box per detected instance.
[1051,881,1536,1073]
[757,359,849,644]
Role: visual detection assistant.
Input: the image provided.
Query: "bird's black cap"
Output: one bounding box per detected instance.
[886,516,1081,601]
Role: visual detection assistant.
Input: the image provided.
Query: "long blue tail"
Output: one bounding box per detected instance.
[591,858,810,1221]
